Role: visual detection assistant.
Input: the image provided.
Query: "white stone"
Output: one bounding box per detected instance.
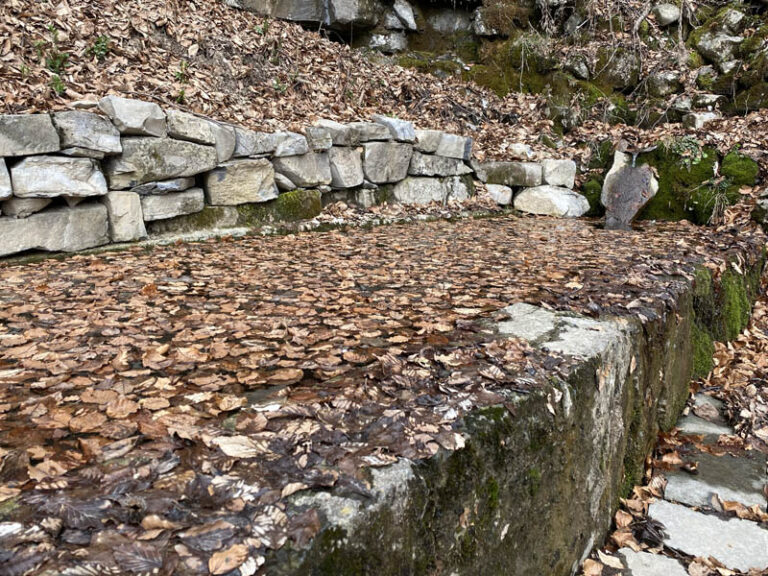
[617,549,688,576]
[166,109,217,145]
[272,152,332,187]
[232,126,278,157]
[273,132,309,157]
[409,151,472,177]
[52,111,122,158]
[435,133,473,161]
[0,204,109,257]
[1,197,53,219]
[101,191,147,242]
[652,3,681,26]
[11,156,107,198]
[104,137,218,189]
[274,172,296,191]
[0,114,60,156]
[363,142,413,183]
[140,188,205,221]
[696,31,743,65]
[328,147,364,189]
[368,32,407,53]
[372,115,416,143]
[648,500,768,572]
[203,159,277,205]
[472,7,499,36]
[393,0,417,30]
[0,159,10,200]
[315,119,360,146]
[306,126,333,151]
[486,184,513,205]
[541,159,577,189]
[347,122,391,142]
[428,10,471,33]
[211,123,236,163]
[683,111,720,130]
[98,95,167,137]
[392,176,471,205]
[414,130,442,153]
[514,185,590,217]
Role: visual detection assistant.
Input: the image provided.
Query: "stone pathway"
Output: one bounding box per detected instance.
[617,394,768,575]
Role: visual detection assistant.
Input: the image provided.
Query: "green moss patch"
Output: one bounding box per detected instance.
[691,322,715,378]
[236,189,323,226]
[721,151,759,185]
[581,178,605,217]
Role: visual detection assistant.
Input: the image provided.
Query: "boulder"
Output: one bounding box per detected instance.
[211,123,236,163]
[141,188,205,221]
[368,32,407,53]
[392,176,472,205]
[306,126,333,151]
[328,147,364,189]
[0,159,10,200]
[600,150,658,230]
[477,161,542,187]
[11,156,108,198]
[166,109,218,145]
[372,115,416,142]
[696,31,743,65]
[392,0,417,30]
[541,159,577,189]
[1,197,53,219]
[514,185,590,217]
[363,142,413,183]
[101,191,147,242]
[596,48,642,90]
[104,137,218,189]
[486,184,513,205]
[427,10,471,33]
[52,111,122,158]
[327,0,382,28]
[648,71,683,97]
[652,3,680,26]
[273,132,309,157]
[98,95,167,137]
[435,133,473,161]
[0,114,60,156]
[315,119,360,146]
[409,151,472,177]
[721,8,745,34]
[347,122,391,142]
[232,126,278,157]
[683,111,720,130]
[272,152,332,187]
[203,159,277,205]
[131,177,196,195]
[0,204,109,257]
[414,130,443,153]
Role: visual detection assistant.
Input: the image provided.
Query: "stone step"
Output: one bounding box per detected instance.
[617,548,687,576]
[648,499,768,572]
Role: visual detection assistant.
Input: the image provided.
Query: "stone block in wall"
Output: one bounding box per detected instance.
[101,191,147,242]
[131,177,196,195]
[514,185,590,217]
[52,111,122,159]
[0,114,60,156]
[104,138,218,189]
[476,161,542,187]
[232,127,278,157]
[274,173,296,191]
[0,159,10,200]
[203,159,277,205]
[140,188,205,221]
[166,109,218,146]
[347,122,391,142]
[363,142,413,183]
[11,156,108,198]
[273,132,309,157]
[272,152,332,188]
[306,126,333,151]
[436,133,473,161]
[1,197,53,219]
[392,176,472,205]
[98,96,167,137]
[408,151,472,177]
[0,204,109,257]
[372,114,416,143]
[315,119,360,147]
[486,184,513,205]
[211,123,236,163]
[414,130,442,154]
[541,159,577,189]
[328,147,364,189]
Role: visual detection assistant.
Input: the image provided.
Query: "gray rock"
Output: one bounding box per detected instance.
[541,159,577,189]
[0,114,60,156]
[617,548,687,576]
[273,132,309,157]
[414,130,442,153]
[306,126,333,151]
[101,191,147,242]
[383,9,406,30]
[565,54,590,80]
[648,500,768,572]
[372,115,416,143]
[652,3,681,26]
[435,133,473,161]
[347,122,391,142]
[233,126,270,157]
[601,150,658,230]
[683,111,720,130]
[514,186,590,217]
[477,161,542,187]
[98,95,167,137]
[166,109,217,145]
[326,0,382,28]
[203,159,277,205]
[486,184,512,205]
[328,147,364,189]
[363,142,413,183]
[427,10,471,33]
[11,156,107,198]
[368,32,407,53]
[229,0,324,22]
[131,177,196,195]
[597,48,642,90]
[721,8,745,34]
[392,176,471,205]
[141,188,205,221]
[472,7,499,36]
[648,71,682,97]
[104,137,218,189]
[275,172,296,191]
[0,159,10,200]
[696,30,743,65]
[718,59,740,74]
[211,122,236,163]
[314,119,360,146]
[272,152,332,187]
[693,93,727,109]
[52,111,122,158]
[0,204,109,257]
[392,0,416,30]
[408,151,472,177]
[677,413,732,437]
[1,197,53,219]
[664,451,767,510]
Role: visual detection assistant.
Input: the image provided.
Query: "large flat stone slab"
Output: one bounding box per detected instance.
[408,151,472,177]
[140,188,205,221]
[272,152,332,187]
[52,110,122,158]
[0,114,60,156]
[98,95,166,137]
[618,548,688,576]
[648,499,768,572]
[392,176,471,205]
[0,204,109,256]
[477,161,542,187]
[203,159,277,205]
[514,185,590,217]
[10,156,107,198]
[328,146,364,189]
[363,142,413,183]
[676,414,732,437]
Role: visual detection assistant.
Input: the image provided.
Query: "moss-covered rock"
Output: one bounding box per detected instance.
[595,47,642,92]
[721,151,759,185]
[581,178,605,217]
[397,52,463,78]
[728,82,768,113]
[236,189,323,226]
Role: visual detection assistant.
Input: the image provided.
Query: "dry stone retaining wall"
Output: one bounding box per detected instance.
[0,95,584,258]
